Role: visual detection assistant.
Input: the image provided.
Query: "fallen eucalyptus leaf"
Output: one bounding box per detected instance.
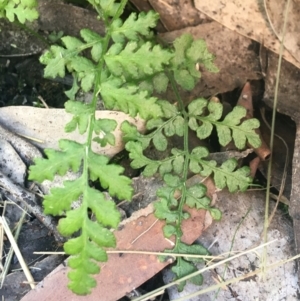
[0,106,145,157]
[194,0,300,69]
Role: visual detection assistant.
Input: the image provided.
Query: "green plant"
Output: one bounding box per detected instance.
[14,0,262,295]
[0,0,38,23]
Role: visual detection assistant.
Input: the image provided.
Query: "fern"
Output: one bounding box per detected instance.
[0,0,38,23]
[2,0,262,295]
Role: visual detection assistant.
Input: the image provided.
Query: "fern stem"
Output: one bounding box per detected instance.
[167,70,185,113]
[168,72,190,249]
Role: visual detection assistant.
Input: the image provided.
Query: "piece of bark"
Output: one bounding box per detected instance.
[148,0,209,31]
[264,51,300,121]
[130,0,210,32]
[289,127,300,282]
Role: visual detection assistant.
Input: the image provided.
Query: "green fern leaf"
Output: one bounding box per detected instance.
[163,224,177,237]
[214,159,252,192]
[58,206,85,236]
[105,42,173,78]
[207,101,223,120]
[153,73,169,93]
[159,160,173,175]
[196,121,213,139]
[111,11,159,43]
[80,29,103,62]
[216,106,261,149]
[86,188,120,227]
[93,119,117,147]
[178,242,210,263]
[43,178,84,215]
[158,100,179,118]
[125,141,159,176]
[174,69,195,90]
[62,36,84,50]
[156,186,177,206]
[186,39,219,73]
[3,0,38,23]
[185,184,211,209]
[87,152,133,200]
[40,46,68,78]
[93,0,121,17]
[29,140,84,181]
[173,116,185,136]
[153,130,168,151]
[146,118,164,130]
[209,208,222,220]
[171,258,199,292]
[235,119,261,148]
[101,78,162,119]
[172,153,184,175]
[154,198,178,223]
[67,263,98,295]
[64,101,94,134]
[188,98,208,116]
[171,34,218,91]
[189,146,210,174]
[121,121,151,149]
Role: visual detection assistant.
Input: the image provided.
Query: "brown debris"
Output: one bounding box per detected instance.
[237,82,271,161]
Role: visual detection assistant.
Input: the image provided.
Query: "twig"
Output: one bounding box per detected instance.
[37,95,49,109]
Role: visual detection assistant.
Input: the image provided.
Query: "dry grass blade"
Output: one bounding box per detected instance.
[172,252,300,301]
[34,250,223,261]
[261,0,292,277]
[260,107,289,225]
[0,216,35,289]
[0,210,27,288]
[132,240,277,301]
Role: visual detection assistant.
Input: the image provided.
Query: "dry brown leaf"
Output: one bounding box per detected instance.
[264,0,300,65]
[20,176,215,300]
[0,106,145,157]
[20,206,210,301]
[194,0,300,69]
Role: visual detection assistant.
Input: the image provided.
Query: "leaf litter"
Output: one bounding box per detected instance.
[0,0,298,300]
